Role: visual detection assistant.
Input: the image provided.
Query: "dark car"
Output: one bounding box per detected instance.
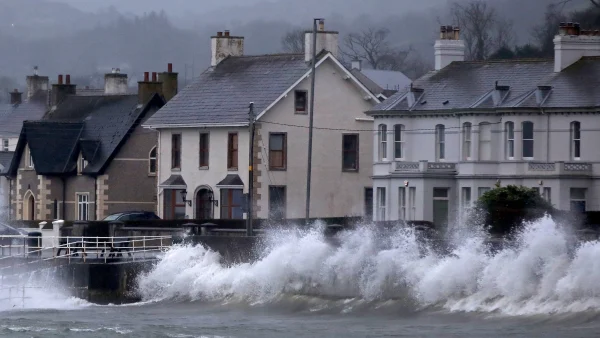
[102,211,161,221]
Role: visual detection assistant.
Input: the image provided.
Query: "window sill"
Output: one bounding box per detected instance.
[523,157,534,161]
[295,111,308,115]
[573,158,581,161]
[342,169,359,173]
[171,168,181,172]
[269,167,287,171]
[148,173,157,177]
[227,168,238,172]
[199,166,209,170]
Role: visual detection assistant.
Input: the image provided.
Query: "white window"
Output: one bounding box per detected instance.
[570,188,586,212]
[149,146,157,175]
[478,187,491,197]
[479,122,491,161]
[394,124,404,160]
[543,187,551,204]
[462,122,471,160]
[76,193,89,221]
[462,187,471,209]
[376,187,386,221]
[77,154,88,174]
[2,139,8,151]
[435,124,445,161]
[26,146,34,169]
[522,121,534,159]
[571,121,581,160]
[505,121,514,159]
[378,124,387,161]
[398,187,406,220]
[409,187,416,220]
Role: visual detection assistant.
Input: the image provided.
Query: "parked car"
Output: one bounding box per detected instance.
[102,211,161,221]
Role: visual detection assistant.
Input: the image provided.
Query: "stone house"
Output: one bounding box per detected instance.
[4,65,178,221]
[143,21,381,220]
[367,24,600,226]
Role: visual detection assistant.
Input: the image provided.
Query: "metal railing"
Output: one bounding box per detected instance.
[0,235,172,265]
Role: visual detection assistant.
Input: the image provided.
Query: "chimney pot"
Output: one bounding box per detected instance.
[144,72,149,82]
[58,74,63,85]
[217,31,223,37]
[168,63,173,73]
[318,19,325,31]
[152,72,157,82]
[66,74,71,85]
[224,30,230,37]
[13,88,18,93]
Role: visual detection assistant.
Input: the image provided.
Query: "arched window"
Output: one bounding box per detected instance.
[505,121,514,159]
[394,124,405,159]
[462,122,472,160]
[23,190,35,221]
[378,124,388,161]
[522,121,534,159]
[479,122,491,160]
[435,124,445,161]
[149,146,157,175]
[570,121,581,160]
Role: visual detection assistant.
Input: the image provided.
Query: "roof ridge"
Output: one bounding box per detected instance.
[458,58,552,64]
[232,53,304,58]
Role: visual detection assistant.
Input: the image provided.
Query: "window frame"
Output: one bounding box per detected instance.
[435,124,445,161]
[149,146,157,176]
[199,132,210,168]
[398,187,406,220]
[2,139,8,151]
[171,133,181,170]
[227,132,239,170]
[462,187,471,209]
[268,132,287,171]
[505,121,515,160]
[220,188,244,219]
[76,193,89,221]
[378,124,388,161]
[342,133,359,172]
[393,124,405,160]
[294,90,308,114]
[478,122,492,161]
[522,121,534,160]
[462,122,471,160]
[376,187,386,221]
[268,185,287,220]
[570,121,581,160]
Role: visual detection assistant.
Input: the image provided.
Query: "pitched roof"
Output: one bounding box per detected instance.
[9,94,164,176]
[144,54,311,127]
[0,151,14,175]
[0,102,47,138]
[370,58,588,112]
[216,174,244,187]
[159,174,187,188]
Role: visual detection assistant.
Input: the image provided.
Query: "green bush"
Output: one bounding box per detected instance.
[475,185,554,236]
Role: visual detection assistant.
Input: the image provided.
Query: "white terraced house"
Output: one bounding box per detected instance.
[367,23,600,226]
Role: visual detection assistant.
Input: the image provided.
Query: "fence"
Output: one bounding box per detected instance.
[0,235,172,266]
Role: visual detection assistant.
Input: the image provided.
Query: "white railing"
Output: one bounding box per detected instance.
[0,235,172,265]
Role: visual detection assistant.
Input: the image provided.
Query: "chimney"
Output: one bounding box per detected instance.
[51,74,76,107]
[554,22,600,72]
[434,25,465,71]
[26,66,49,100]
[158,63,178,102]
[211,30,244,66]
[10,89,22,105]
[304,19,339,62]
[351,59,362,71]
[138,71,164,105]
[104,68,129,94]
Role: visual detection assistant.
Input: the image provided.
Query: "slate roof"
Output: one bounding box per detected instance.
[0,151,14,175]
[160,174,187,187]
[0,102,48,138]
[216,174,244,187]
[369,57,600,113]
[144,54,312,127]
[352,69,412,97]
[8,94,164,176]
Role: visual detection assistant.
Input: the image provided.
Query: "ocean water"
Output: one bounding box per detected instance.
[3,216,600,337]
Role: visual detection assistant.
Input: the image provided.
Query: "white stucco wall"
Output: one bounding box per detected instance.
[155,57,376,220]
[373,112,600,224]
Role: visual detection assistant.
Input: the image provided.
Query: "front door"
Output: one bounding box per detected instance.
[195,189,213,220]
[433,188,449,228]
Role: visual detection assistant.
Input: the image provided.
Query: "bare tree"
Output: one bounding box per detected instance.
[281,29,305,53]
[450,1,513,60]
[557,0,600,8]
[533,4,567,57]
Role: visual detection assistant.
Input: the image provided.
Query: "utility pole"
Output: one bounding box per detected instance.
[305,18,323,225]
[247,102,255,236]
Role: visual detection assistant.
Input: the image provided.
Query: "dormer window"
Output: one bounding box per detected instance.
[295,90,307,114]
[25,146,34,169]
[77,153,88,173]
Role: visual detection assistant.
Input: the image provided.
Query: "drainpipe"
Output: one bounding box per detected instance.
[61,177,66,220]
[94,176,98,220]
[8,177,12,219]
[544,109,550,162]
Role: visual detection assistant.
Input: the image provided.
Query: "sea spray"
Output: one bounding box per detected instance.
[136,215,600,315]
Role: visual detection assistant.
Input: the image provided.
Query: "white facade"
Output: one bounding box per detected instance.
[153,56,378,220]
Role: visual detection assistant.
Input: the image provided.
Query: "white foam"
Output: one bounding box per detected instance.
[137,216,600,316]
